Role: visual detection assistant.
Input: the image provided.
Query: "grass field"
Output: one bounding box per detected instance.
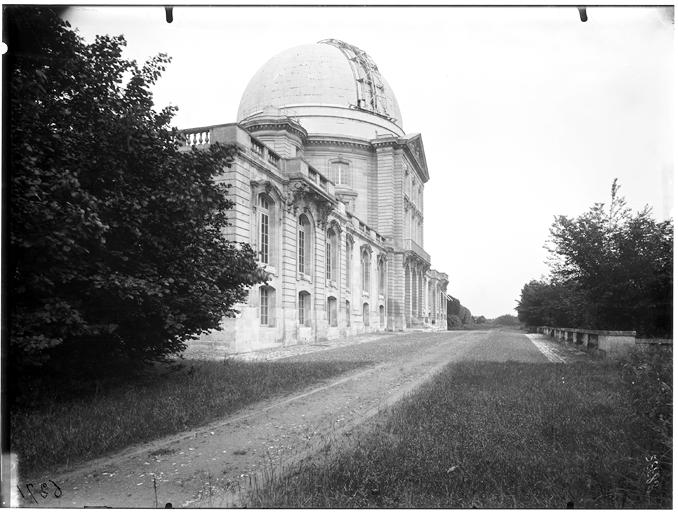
[11,358,368,478]
[249,357,672,508]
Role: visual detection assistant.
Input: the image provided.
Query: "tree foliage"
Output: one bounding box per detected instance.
[517,180,672,336]
[446,295,474,329]
[7,7,264,371]
[447,296,461,317]
[491,314,520,326]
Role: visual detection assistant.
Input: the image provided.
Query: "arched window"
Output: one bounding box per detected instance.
[330,160,352,188]
[298,291,311,326]
[327,296,338,327]
[361,250,370,293]
[346,300,351,326]
[260,285,275,327]
[379,305,385,327]
[378,258,385,296]
[326,228,338,281]
[345,239,353,289]
[363,303,370,326]
[298,214,312,275]
[258,194,271,264]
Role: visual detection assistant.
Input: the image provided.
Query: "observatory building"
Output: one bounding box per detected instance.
[184,39,448,354]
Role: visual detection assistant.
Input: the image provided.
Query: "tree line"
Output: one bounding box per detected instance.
[516,180,672,337]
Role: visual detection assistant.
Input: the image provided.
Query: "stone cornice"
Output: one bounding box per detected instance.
[241,119,308,142]
[403,252,432,271]
[344,226,387,252]
[371,135,399,149]
[306,136,373,151]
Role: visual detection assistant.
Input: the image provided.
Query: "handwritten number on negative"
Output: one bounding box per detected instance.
[50,480,63,498]
[16,480,62,502]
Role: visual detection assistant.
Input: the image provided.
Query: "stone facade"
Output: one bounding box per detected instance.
[183,39,448,354]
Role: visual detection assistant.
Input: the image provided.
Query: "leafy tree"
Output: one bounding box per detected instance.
[447,295,461,317]
[446,296,473,328]
[458,306,473,325]
[447,314,462,329]
[517,181,672,336]
[492,314,520,326]
[7,7,264,372]
[516,280,583,328]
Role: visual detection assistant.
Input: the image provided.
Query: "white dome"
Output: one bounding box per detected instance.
[237,40,404,139]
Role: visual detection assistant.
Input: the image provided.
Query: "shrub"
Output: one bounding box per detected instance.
[618,349,672,501]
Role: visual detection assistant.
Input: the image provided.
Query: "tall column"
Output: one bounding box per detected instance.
[417,267,424,322]
[433,284,437,324]
[389,253,405,331]
[404,263,411,328]
[424,276,433,323]
[375,145,396,237]
[314,221,326,341]
[411,265,417,323]
[281,206,298,344]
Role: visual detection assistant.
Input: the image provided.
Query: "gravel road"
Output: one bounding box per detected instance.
[23,329,564,508]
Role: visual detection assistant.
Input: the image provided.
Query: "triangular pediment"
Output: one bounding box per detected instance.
[403,133,429,181]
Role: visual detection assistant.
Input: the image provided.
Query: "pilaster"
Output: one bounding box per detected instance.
[375,146,395,237]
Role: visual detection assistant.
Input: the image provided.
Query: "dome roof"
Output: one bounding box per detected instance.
[237,39,404,139]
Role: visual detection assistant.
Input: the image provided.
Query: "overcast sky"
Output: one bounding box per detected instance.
[64,5,674,318]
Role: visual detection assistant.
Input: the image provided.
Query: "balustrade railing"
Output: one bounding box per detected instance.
[184,129,211,147]
[537,326,637,358]
[267,150,280,168]
[404,239,430,263]
[251,139,264,157]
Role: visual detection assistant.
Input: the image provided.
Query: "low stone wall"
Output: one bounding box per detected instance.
[536,326,637,358]
[635,337,673,354]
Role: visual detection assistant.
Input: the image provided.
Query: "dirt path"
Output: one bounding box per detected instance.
[24,329,550,508]
[524,332,592,363]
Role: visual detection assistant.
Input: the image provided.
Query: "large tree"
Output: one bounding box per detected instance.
[517,181,672,336]
[7,7,264,372]
[516,280,584,328]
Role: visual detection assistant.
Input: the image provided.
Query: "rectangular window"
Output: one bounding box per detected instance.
[345,244,351,288]
[299,292,311,326]
[331,161,351,187]
[379,262,385,295]
[260,212,269,264]
[326,242,331,279]
[362,253,370,293]
[260,288,269,326]
[298,293,306,325]
[327,297,337,327]
[298,229,305,273]
[331,244,337,281]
